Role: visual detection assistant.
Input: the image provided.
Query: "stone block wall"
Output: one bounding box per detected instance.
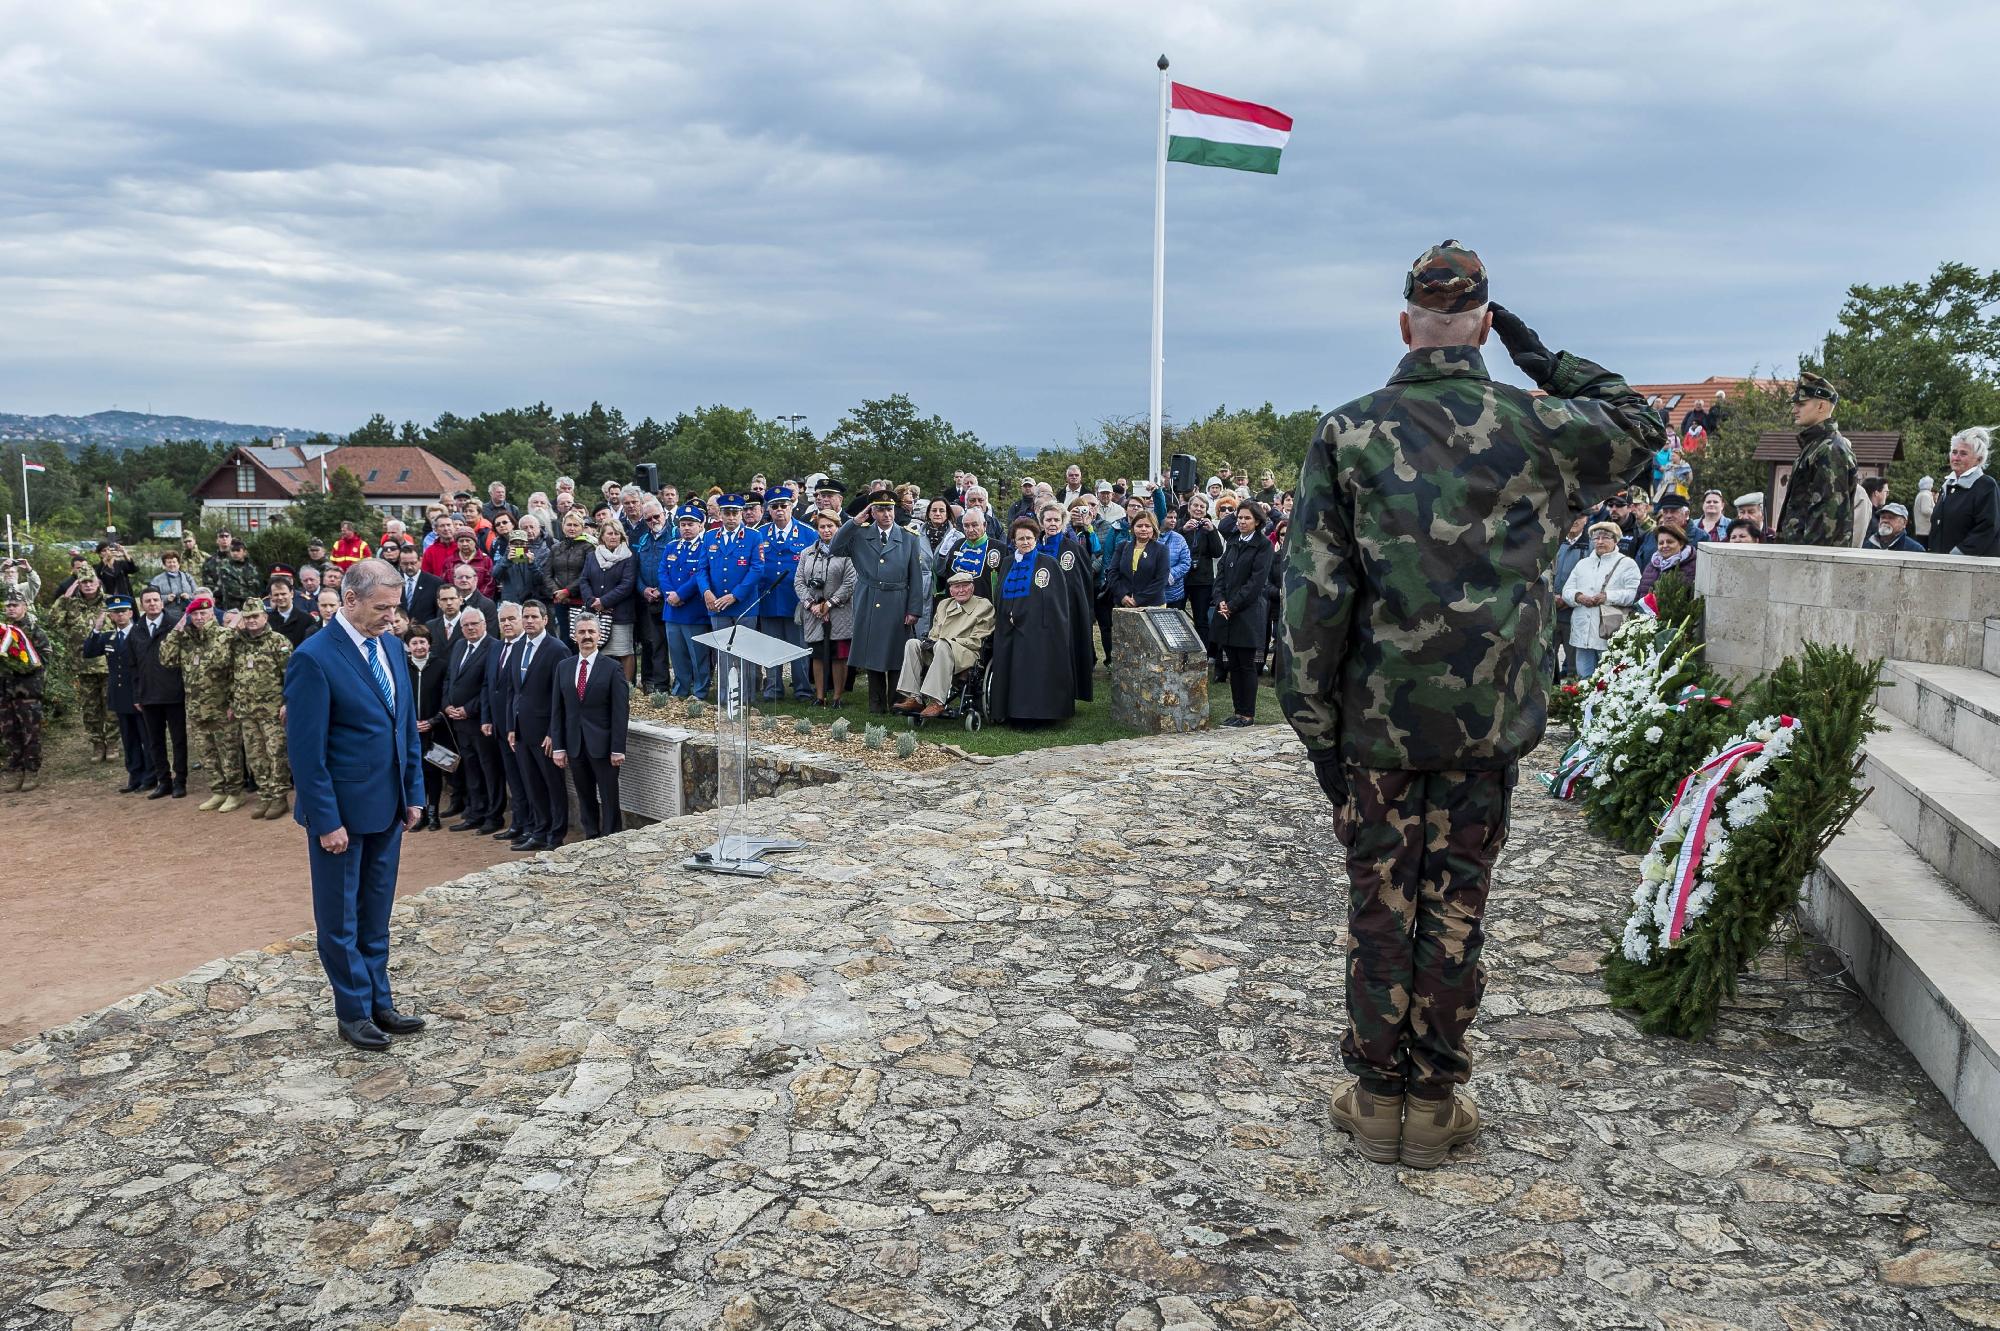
[1109,607,1210,733]
[677,737,842,814]
[1695,544,2000,680]
[611,720,841,824]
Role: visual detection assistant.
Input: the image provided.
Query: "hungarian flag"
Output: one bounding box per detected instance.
[21,459,45,473]
[1168,84,1292,175]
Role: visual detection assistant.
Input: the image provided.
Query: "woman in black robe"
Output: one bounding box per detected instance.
[1038,504,1096,700]
[989,517,1077,725]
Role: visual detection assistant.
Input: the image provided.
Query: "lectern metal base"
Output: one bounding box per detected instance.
[684,835,806,878]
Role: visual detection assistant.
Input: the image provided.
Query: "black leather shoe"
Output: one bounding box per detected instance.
[148,785,173,799]
[439,801,463,819]
[509,836,539,851]
[119,781,144,794]
[172,784,186,798]
[492,826,524,841]
[477,820,505,835]
[449,818,483,832]
[338,1018,392,1051]
[373,1008,426,1035]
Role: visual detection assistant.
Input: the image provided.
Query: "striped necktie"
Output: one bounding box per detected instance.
[361,636,394,710]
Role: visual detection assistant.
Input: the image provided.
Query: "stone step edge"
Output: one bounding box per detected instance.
[1807,808,2000,1166]
[1881,657,2000,726]
[1863,716,2000,862]
[1984,617,2000,679]
[1877,659,2000,781]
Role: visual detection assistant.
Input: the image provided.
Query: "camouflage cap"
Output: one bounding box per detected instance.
[239,597,267,616]
[1794,370,1839,405]
[1404,239,1488,313]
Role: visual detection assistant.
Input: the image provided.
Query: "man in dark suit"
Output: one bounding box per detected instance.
[551,613,629,839]
[505,599,572,851]
[483,601,532,843]
[442,605,504,833]
[396,547,444,623]
[264,574,318,647]
[126,588,188,798]
[282,558,427,1052]
[83,595,153,792]
[448,563,499,624]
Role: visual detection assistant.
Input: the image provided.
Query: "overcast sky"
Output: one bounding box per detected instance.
[2,1,1995,448]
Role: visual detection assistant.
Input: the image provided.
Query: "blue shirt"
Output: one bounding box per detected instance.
[1001,551,1037,601]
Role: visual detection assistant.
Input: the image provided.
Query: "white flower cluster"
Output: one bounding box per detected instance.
[1619,714,1802,966]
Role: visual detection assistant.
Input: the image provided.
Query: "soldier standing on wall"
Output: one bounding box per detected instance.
[1281,241,1663,1169]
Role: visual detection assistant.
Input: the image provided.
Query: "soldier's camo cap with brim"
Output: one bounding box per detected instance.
[1793,370,1839,404]
[1404,239,1488,313]
[239,598,267,616]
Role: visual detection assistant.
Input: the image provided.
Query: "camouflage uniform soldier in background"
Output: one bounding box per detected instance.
[211,541,265,614]
[158,595,248,811]
[48,569,113,761]
[0,590,49,789]
[227,598,293,820]
[1281,241,1662,1169]
[1772,370,1857,547]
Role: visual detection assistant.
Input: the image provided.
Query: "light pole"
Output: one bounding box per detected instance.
[779,414,806,440]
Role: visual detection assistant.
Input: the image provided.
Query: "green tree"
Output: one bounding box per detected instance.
[468,438,558,506]
[121,477,189,539]
[1809,260,2000,492]
[345,413,399,448]
[1688,377,1794,509]
[650,407,819,494]
[823,394,996,496]
[281,467,375,543]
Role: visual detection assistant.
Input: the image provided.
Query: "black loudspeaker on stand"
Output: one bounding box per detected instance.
[1170,453,1198,498]
[634,462,660,493]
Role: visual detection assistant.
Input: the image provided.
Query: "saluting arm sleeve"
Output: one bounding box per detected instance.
[1541,353,1665,512]
[1279,426,1359,760]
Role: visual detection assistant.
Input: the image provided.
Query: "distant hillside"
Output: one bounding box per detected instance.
[0,409,330,449]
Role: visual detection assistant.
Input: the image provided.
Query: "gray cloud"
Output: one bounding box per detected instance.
[1,1,1995,449]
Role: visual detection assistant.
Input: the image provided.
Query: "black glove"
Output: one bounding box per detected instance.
[1488,303,1558,389]
[1312,755,1348,805]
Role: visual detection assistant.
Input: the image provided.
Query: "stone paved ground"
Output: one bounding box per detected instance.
[4,728,2000,1331]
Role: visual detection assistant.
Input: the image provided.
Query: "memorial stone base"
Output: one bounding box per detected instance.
[1109,605,1209,733]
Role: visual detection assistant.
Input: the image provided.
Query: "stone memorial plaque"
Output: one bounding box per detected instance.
[1142,606,1204,655]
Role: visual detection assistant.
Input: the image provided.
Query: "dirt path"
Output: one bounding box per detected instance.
[0,768,524,1045]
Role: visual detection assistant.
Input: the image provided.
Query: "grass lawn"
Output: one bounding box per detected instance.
[734,665,1287,758]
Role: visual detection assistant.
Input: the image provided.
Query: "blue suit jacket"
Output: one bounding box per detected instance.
[755,521,817,618]
[284,620,425,839]
[695,528,767,607]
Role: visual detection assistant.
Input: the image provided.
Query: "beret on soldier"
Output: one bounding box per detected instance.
[1794,370,1839,405]
[1404,239,1488,313]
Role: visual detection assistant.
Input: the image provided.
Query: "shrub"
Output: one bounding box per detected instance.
[829,717,851,740]
[894,731,918,759]
[793,716,813,735]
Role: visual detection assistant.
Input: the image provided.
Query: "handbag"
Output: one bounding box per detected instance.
[1593,562,1628,638]
[424,742,461,773]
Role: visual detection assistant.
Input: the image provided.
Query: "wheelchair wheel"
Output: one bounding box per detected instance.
[964,711,982,732]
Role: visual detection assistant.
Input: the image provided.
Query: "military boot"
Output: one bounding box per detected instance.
[198,793,227,811]
[6,771,22,792]
[249,796,271,820]
[20,771,38,792]
[1328,1083,1404,1165]
[1400,1091,1481,1170]
[217,793,248,813]
[267,792,291,821]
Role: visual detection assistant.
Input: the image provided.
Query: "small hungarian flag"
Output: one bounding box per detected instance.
[21,459,45,473]
[106,484,115,498]
[1168,83,1293,175]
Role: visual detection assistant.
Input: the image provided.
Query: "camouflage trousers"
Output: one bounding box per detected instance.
[238,713,291,796]
[74,674,110,747]
[191,712,245,796]
[0,697,42,773]
[1330,766,1513,1099]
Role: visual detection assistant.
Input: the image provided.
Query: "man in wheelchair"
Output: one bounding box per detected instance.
[892,571,996,718]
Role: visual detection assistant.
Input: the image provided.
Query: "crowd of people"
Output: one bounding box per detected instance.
[0,463,1300,826]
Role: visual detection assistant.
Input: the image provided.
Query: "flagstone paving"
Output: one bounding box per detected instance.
[4,728,1999,1331]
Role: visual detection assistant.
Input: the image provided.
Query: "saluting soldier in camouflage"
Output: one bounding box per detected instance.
[47,569,114,761]
[226,598,293,820]
[158,595,247,811]
[1772,370,1857,547]
[1281,241,1662,1169]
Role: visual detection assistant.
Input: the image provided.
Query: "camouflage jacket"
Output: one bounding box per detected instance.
[1281,345,1663,771]
[226,627,291,717]
[211,559,264,612]
[1773,421,1857,548]
[157,619,233,716]
[48,594,111,676]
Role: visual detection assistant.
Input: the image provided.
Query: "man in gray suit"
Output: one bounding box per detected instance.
[830,488,928,714]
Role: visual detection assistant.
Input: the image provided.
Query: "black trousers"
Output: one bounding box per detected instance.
[570,752,621,839]
[117,711,152,787]
[141,702,188,788]
[1224,645,1260,718]
[1186,584,1215,656]
[1095,596,1116,664]
[867,670,890,713]
[496,726,531,833]
[522,727,568,843]
[637,614,669,691]
[451,717,503,822]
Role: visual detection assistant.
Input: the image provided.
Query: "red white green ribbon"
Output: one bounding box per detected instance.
[1662,716,1798,943]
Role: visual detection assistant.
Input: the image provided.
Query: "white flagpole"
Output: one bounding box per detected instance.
[1149,54,1169,488]
[19,455,28,534]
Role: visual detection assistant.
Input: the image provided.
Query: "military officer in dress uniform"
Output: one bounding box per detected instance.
[83,595,153,791]
[829,487,929,714]
[755,487,817,701]
[658,504,712,700]
[695,494,767,711]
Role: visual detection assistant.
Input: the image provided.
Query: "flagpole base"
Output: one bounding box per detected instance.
[685,835,806,878]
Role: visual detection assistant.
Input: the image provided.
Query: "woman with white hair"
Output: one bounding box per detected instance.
[1930,426,1999,557]
[1560,521,1641,677]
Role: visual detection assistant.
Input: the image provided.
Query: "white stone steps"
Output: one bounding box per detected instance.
[1878,659,2000,780]
[1985,616,2000,678]
[1861,715,2000,922]
[1806,806,2000,1165]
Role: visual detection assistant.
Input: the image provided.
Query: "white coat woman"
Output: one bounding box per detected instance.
[1560,520,1641,678]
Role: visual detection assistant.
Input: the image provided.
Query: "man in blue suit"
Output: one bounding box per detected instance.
[696,494,766,711]
[283,557,427,1051]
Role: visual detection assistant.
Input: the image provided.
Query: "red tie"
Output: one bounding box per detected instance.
[576,656,589,701]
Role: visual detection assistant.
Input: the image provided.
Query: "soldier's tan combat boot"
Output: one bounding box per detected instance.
[268,792,290,820]
[217,794,248,813]
[198,793,227,811]
[19,771,38,792]
[1329,1083,1404,1165]
[249,796,270,820]
[1400,1091,1481,1170]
